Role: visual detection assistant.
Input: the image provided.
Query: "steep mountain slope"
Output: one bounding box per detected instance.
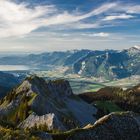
[72,47,140,79]
[64,49,91,66]
[64,112,140,140]
[0,76,97,131]
[79,83,140,117]
[1,111,140,140]
[73,50,131,79]
[0,76,140,139]
[0,72,22,99]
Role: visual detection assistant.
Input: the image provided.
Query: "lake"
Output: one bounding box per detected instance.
[0,65,30,71]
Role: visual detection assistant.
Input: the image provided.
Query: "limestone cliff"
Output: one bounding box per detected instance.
[0,76,97,131]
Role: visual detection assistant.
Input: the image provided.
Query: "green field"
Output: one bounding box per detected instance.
[94,101,123,113]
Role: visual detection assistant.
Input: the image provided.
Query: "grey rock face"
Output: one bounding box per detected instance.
[27,76,97,129]
[68,112,140,140]
[0,76,97,130]
[19,112,65,131]
[0,99,19,116]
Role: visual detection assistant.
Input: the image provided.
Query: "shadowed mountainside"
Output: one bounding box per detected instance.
[0,76,97,131]
[0,76,140,139]
[79,84,140,118]
[0,72,22,99]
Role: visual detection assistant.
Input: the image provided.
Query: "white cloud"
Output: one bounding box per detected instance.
[38,2,118,25]
[0,0,56,37]
[0,1,118,38]
[92,32,110,37]
[60,22,100,29]
[103,14,134,21]
[0,0,140,39]
[121,5,140,14]
[80,32,110,38]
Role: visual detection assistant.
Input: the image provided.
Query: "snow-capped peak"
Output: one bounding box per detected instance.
[133,45,140,50]
[126,45,140,54]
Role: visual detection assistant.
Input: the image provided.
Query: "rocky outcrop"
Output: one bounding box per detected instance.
[18,112,65,131]
[67,112,140,140]
[0,76,97,130]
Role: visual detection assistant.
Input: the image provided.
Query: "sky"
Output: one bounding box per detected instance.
[0,0,140,53]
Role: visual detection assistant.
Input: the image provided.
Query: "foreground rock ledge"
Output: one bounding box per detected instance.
[52,112,140,140]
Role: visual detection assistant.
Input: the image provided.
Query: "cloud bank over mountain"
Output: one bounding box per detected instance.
[0,0,140,52]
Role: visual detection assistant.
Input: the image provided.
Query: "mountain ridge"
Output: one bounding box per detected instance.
[0,76,97,131]
[0,47,140,79]
[0,75,140,139]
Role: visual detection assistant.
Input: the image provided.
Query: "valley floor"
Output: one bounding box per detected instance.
[30,69,140,94]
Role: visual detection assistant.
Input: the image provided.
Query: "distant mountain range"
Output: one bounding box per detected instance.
[0,46,140,79]
[73,46,140,79]
[0,49,90,67]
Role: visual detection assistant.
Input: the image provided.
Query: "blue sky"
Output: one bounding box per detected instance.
[0,0,140,53]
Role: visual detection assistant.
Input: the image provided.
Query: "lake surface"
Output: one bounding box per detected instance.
[0,65,30,71]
